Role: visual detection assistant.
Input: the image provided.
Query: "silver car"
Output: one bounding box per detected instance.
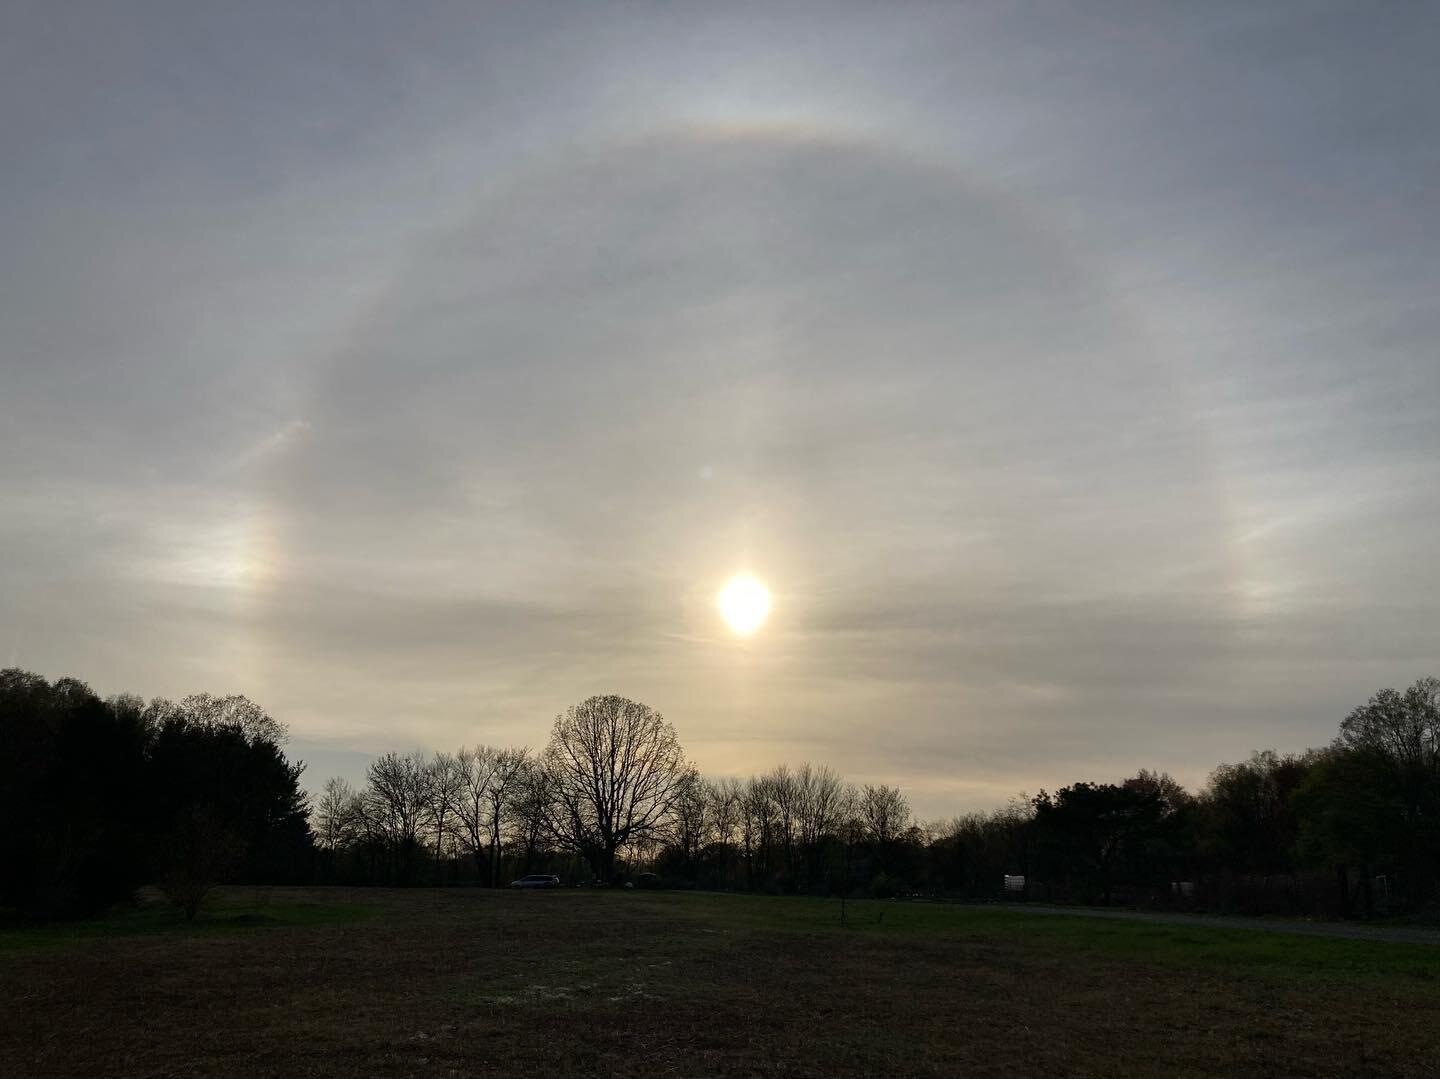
[509,873,561,889]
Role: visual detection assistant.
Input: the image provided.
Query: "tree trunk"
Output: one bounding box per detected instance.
[490,821,502,888]
[591,845,616,885]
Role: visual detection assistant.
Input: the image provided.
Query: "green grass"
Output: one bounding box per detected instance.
[7,887,1433,985]
[630,892,1440,986]
[0,891,373,953]
[5,887,1438,1077]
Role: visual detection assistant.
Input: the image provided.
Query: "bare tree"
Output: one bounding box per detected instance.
[315,776,359,854]
[708,777,743,887]
[741,775,777,886]
[670,772,710,869]
[174,693,288,744]
[543,695,692,882]
[861,784,911,848]
[483,747,529,887]
[1339,677,1440,774]
[797,763,846,850]
[350,787,385,882]
[366,751,431,884]
[424,752,465,882]
[767,765,799,877]
[834,785,865,923]
[508,758,556,875]
[453,745,501,882]
[796,763,846,885]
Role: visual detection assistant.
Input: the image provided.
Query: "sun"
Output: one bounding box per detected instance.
[717,574,771,635]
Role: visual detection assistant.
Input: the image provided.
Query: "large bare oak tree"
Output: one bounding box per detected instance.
[543,695,692,882]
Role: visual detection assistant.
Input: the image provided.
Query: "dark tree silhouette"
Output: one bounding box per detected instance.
[0,670,310,919]
[509,758,557,875]
[9,663,1440,920]
[1294,746,1407,917]
[1033,781,1169,905]
[158,805,245,920]
[542,695,693,882]
[1338,677,1440,774]
[144,697,312,886]
[365,751,430,884]
[861,783,910,876]
[1289,678,1440,914]
[0,671,150,916]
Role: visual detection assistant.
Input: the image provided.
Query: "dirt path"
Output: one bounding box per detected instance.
[996,903,1440,945]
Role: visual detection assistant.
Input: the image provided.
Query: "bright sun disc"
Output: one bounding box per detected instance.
[718,574,771,635]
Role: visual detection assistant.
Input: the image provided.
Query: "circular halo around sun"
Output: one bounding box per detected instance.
[717,574,771,635]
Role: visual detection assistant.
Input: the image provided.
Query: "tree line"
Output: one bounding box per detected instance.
[0,669,309,919]
[4,669,1438,920]
[313,681,1440,918]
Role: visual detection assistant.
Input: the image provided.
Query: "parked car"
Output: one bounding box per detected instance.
[509,874,561,889]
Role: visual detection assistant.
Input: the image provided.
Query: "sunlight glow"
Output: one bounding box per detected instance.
[717,574,771,635]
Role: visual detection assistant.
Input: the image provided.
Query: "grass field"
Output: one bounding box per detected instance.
[4,887,1438,1077]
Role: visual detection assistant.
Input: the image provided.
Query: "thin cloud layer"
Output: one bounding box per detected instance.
[3,4,1438,815]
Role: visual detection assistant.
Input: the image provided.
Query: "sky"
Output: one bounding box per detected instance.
[3,3,1438,817]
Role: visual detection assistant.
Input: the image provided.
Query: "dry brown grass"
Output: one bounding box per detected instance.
[3,886,1438,1077]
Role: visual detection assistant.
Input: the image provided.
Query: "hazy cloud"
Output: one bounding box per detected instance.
[4,3,1438,814]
